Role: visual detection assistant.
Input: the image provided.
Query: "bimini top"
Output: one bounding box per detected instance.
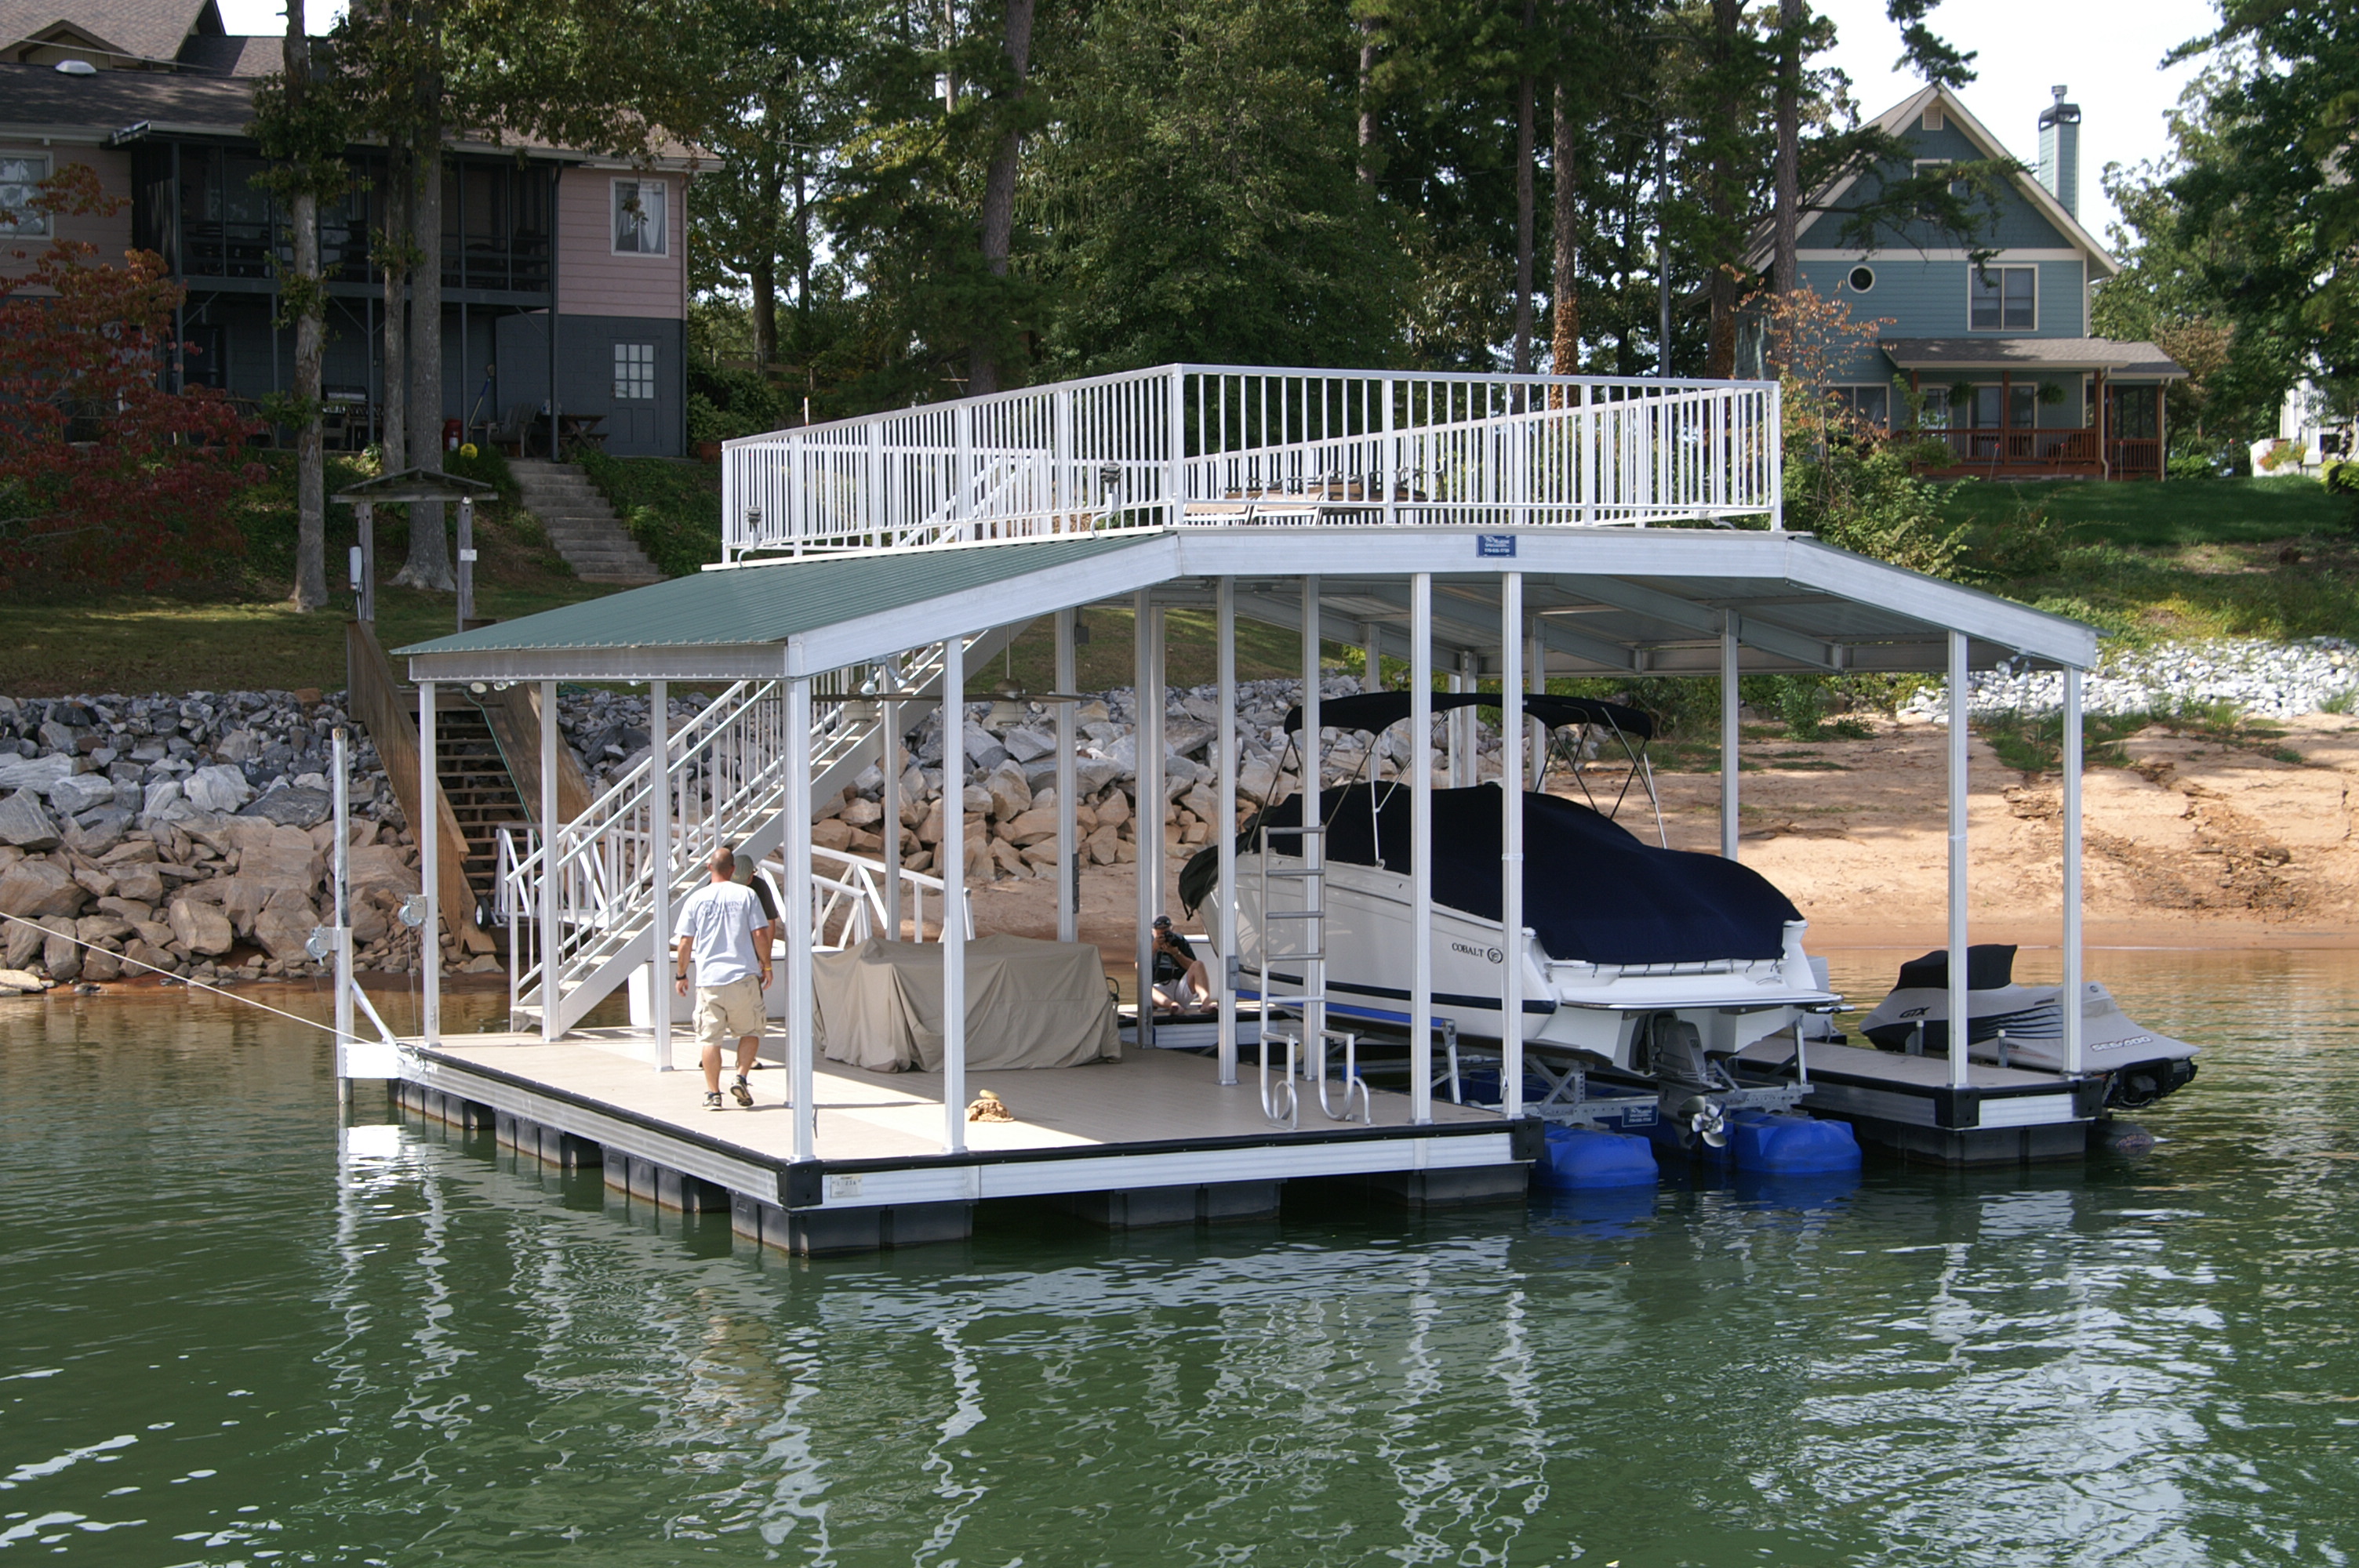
[1283,691,1655,741]
[1187,782,1796,965]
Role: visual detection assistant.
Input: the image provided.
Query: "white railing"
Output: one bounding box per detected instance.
[503,628,1015,1036]
[766,847,974,949]
[722,364,1781,557]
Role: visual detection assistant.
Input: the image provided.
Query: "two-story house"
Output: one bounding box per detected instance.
[1,0,693,457]
[1760,82,2186,480]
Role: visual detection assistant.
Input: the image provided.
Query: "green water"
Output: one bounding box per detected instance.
[5,950,2359,1566]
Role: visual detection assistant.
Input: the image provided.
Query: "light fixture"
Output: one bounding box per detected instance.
[823,668,927,725]
[974,678,1081,730]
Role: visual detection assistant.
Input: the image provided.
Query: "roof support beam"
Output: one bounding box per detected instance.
[1558,576,1844,670]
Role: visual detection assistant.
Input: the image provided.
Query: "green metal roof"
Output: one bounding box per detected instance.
[394,533,1164,657]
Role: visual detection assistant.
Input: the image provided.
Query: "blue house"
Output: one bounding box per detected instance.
[1758,83,2186,480]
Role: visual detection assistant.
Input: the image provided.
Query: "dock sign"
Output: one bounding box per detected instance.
[1476,533,1517,558]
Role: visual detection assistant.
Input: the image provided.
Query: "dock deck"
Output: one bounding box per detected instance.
[391,1030,1532,1253]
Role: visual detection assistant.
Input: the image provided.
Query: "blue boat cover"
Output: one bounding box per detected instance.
[1183,781,1801,965]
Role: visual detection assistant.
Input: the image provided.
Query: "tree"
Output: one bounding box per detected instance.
[0,165,260,586]
[249,0,347,611]
[971,0,1040,394]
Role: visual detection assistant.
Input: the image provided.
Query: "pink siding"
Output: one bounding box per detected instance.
[556,169,685,319]
[0,145,134,285]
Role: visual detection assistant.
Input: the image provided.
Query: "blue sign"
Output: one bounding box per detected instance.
[1476,533,1517,558]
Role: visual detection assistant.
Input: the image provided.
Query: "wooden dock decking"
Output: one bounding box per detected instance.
[393,1029,1532,1254]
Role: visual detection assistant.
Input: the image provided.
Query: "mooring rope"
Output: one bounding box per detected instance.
[0,907,356,1037]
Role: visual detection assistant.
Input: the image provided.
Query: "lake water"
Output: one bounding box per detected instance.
[5,949,2359,1566]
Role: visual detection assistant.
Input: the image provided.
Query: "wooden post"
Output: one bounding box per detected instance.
[2096,368,2110,479]
[2156,383,2168,481]
[455,495,474,628]
[354,502,375,622]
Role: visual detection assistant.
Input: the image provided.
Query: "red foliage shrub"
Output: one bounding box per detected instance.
[0,161,264,588]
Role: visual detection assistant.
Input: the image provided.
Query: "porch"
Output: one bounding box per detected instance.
[1878,335,2188,483]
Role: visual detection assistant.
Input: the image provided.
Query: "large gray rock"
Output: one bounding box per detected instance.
[63,808,129,858]
[2,916,43,969]
[183,764,253,814]
[983,760,1032,822]
[167,895,234,956]
[111,862,165,906]
[45,772,116,815]
[1001,726,1056,764]
[238,786,333,829]
[1075,758,1124,797]
[41,916,80,981]
[0,754,73,794]
[962,720,1009,772]
[0,858,87,920]
[250,889,319,964]
[0,790,60,851]
[140,778,184,822]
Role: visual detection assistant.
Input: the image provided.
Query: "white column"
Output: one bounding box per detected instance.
[1216,577,1238,1085]
[1947,629,1971,1091]
[333,726,353,1062]
[1721,612,1741,861]
[1445,662,1463,785]
[650,680,671,1072]
[540,679,562,1043]
[787,670,816,1160]
[881,665,903,940]
[1300,576,1325,1060]
[1055,610,1078,946]
[1410,572,1434,1124]
[943,631,968,1152]
[1500,573,1525,1119]
[418,678,440,1044]
[2063,664,2085,1076]
[1133,591,1156,1049]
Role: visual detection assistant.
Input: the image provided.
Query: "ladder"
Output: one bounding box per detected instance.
[1254,811,1368,1127]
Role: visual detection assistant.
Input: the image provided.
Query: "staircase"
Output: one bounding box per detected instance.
[434,703,529,926]
[506,622,1024,1036]
[511,459,665,584]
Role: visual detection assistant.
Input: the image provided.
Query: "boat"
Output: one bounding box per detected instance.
[1180,691,1841,1135]
[1856,945,2198,1109]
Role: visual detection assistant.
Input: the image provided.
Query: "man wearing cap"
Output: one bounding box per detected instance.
[674,845,773,1110]
[1150,914,1209,1012]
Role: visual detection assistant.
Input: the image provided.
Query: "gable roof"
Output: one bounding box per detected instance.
[1760,82,2120,279]
[0,0,217,64]
[0,56,253,136]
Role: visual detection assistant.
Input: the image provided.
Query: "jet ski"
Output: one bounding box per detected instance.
[1857,944,2197,1109]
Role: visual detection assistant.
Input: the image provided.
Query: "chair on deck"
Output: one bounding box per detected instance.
[490,403,538,459]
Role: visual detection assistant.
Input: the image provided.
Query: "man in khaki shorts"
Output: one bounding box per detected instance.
[674,846,773,1111]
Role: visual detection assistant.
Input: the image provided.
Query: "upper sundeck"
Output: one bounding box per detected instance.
[719,364,1781,561]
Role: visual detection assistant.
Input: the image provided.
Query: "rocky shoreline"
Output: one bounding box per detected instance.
[1901,637,2359,722]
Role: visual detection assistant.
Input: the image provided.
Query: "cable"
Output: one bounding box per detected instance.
[0,907,347,1036]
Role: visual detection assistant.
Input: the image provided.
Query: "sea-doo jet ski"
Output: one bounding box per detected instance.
[1857,944,2198,1108]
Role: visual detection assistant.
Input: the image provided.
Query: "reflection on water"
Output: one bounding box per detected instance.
[5,953,2359,1564]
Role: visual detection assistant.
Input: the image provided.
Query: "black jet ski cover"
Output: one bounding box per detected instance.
[1281,691,1654,741]
[1892,946,2018,992]
[1181,782,1799,966]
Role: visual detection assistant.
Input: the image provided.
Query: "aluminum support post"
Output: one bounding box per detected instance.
[2063,665,2085,1076]
[540,679,561,1043]
[1056,610,1078,946]
[944,633,968,1153]
[1721,612,1741,861]
[1301,576,1325,1065]
[1133,593,1161,1048]
[650,681,671,1071]
[1410,573,1434,1125]
[455,496,474,628]
[882,656,903,940]
[1500,573,1525,1119]
[333,727,353,1068]
[1947,630,1970,1091]
[787,670,816,1160]
[1216,578,1238,1085]
[418,679,439,1044]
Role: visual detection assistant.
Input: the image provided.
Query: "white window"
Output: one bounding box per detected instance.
[613,342,655,401]
[1969,264,2037,331]
[1829,385,1890,428]
[1917,387,1952,430]
[0,153,52,238]
[1921,104,1943,132]
[612,178,667,256]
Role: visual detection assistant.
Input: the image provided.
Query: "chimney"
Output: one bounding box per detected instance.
[2038,85,2081,220]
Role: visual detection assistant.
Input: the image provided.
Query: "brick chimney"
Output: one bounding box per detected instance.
[2038,85,2081,219]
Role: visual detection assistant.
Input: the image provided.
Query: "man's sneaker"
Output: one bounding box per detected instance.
[731,1076,754,1109]
[703,1091,725,1112]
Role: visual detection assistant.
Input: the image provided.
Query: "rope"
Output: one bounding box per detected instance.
[0,907,349,1037]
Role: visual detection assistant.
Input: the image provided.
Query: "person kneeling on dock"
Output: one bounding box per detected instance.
[674,846,773,1112]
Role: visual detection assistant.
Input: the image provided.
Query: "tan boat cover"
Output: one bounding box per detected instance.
[813,935,1121,1072]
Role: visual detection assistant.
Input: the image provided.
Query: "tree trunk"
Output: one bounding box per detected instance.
[970,0,1036,397]
[394,70,453,592]
[380,145,407,478]
[1550,68,1578,379]
[1772,0,1801,297]
[751,252,777,368]
[1704,0,1740,378]
[285,0,327,611]
[1513,0,1536,376]
[1357,18,1376,185]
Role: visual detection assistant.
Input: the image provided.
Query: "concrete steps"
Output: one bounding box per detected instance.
[511,459,666,584]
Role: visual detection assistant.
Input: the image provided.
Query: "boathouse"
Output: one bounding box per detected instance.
[346,365,2108,1253]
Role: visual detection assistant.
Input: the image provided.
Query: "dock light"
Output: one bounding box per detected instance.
[348,546,363,590]
[824,669,926,725]
[468,681,488,694]
[398,894,428,930]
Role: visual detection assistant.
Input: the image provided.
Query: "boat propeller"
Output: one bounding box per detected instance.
[1677,1094,1729,1149]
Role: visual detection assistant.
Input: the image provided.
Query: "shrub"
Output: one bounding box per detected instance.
[685,363,793,445]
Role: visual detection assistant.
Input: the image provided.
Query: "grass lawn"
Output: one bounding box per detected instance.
[1939,473,2345,549]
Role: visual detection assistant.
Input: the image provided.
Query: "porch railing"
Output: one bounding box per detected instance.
[721,365,1781,557]
[1908,426,2164,478]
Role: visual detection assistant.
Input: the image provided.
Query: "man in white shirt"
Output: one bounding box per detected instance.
[674,845,773,1111]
